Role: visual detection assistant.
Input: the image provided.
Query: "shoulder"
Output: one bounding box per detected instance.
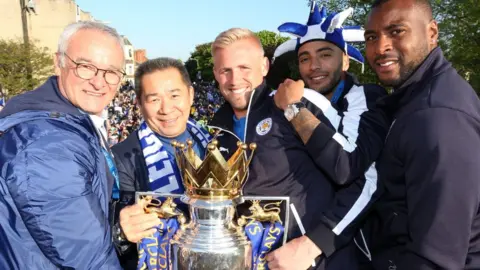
[2,115,94,153]
[111,131,141,160]
[428,70,480,119]
[398,107,478,145]
[211,104,234,127]
[347,83,388,104]
[1,117,98,175]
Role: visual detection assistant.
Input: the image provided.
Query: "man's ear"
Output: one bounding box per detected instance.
[188,85,194,105]
[342,53,350,72]
[54,53,62,75]
[428,19,439,49]
[261,56,270,77]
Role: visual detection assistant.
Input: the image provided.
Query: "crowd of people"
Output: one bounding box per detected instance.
[106,81,140,146]
[106,80,224,146]
[190,81,224,126]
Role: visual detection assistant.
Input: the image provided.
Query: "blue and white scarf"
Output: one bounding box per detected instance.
[137,119,211,193]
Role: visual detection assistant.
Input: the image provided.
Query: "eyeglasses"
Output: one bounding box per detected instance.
[63,53,125,85]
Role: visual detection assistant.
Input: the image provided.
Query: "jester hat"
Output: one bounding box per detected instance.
[273,2,365,65]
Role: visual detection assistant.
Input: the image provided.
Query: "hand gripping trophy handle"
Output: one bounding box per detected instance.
[143,196,187,228]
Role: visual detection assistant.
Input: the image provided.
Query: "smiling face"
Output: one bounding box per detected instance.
[138,68,194,138]
[54,29,125,115]
[297,40,349,98]
[364,0,438,88]
[213,38,269,118]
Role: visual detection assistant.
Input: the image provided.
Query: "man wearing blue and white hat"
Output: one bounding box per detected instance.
[266,3,390,270]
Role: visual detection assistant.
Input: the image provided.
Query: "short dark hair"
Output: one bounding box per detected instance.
[134,57,192,97]
[371,0,433,20]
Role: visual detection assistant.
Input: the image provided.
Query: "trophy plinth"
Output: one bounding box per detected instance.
[170,139,256,270]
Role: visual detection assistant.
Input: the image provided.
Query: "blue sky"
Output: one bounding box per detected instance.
[75,0,311,61]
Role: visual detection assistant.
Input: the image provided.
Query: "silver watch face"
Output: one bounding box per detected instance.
[284,107,295,120]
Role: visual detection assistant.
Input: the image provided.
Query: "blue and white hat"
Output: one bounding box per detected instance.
[273,2,365,65]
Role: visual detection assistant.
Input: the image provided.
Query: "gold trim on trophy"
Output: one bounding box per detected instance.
[172,139,256,200]
[143,196,187,225]
[237,200,283,227]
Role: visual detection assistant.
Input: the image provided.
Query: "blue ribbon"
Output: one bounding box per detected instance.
[245,220,264,269]
[137,218,180,270]
[101,147,120,200]
[245,221,284,270]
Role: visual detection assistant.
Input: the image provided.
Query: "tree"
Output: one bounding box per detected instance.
[305,0,480,92]
[188,42,214,82]
[0,39,53,99]
[256,30,290,61]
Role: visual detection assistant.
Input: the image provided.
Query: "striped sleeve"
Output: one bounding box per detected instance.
[301,84,390,257]
[301,85,389,185]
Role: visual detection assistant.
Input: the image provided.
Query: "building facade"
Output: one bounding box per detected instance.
[0,0,96,55]
[0,0,135,85]
[122,36,135,84]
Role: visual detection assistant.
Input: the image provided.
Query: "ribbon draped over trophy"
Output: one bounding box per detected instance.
[137,197,185,270]
[137,218,179,270]
[240,201,285,270]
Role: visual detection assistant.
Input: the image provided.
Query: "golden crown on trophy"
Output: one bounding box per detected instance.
[172,139,256,200]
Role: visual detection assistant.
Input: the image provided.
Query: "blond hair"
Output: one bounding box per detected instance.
[211,28,264,56]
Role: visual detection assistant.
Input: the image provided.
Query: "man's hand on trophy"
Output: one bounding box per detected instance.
[119,198,161,243]
[274,79,305,111]
[266,235,322,270]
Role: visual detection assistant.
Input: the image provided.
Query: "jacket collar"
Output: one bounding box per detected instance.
[377,47,451,115]
[0,76,83,118]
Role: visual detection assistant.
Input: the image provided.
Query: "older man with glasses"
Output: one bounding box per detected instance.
[0,21,124,269]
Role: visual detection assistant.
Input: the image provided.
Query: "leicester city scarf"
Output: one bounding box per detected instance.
[137,119,211,193]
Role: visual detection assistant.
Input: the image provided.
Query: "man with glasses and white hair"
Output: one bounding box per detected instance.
[0,21,124,269]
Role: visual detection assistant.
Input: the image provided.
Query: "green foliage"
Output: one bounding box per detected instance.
[256,30,290,61]
[188,42,214,82]
[0,39,53,99]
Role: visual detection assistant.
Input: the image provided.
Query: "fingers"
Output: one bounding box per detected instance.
[119,201,162,243]
[279,79,305,90]
[120,201,148,217]
[129,213,161,230]
[121,215,160,243]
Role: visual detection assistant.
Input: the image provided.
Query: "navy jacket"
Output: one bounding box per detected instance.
[0,77,121,269]
[112,131,150,197]
[364,47,480,269]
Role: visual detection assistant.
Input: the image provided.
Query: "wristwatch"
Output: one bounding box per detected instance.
[284,101,306,121]
[113,222,128,243]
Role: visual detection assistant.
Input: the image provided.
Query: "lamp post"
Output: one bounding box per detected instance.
[19,0,33,90]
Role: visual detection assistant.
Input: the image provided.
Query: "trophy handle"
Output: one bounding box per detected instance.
[143,197,189,229]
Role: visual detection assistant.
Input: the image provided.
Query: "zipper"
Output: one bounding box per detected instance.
[243,89,256,143]
[207,88,257,190]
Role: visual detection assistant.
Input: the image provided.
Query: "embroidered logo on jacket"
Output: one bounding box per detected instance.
[256,118,272,136]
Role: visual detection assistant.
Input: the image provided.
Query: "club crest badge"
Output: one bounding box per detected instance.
[256,118,272,136]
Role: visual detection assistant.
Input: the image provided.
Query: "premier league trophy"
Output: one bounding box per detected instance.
[137,139,288,270]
